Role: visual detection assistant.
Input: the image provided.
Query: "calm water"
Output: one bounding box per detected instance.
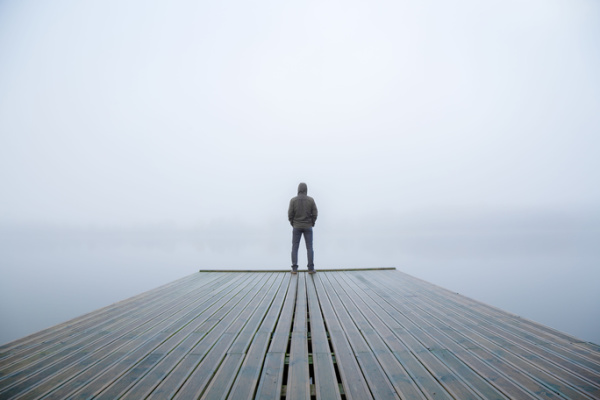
[1,218,599,346]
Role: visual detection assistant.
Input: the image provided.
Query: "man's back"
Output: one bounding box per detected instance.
[288,183,318,229]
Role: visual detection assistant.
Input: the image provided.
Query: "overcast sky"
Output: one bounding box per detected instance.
[1,0,599,228]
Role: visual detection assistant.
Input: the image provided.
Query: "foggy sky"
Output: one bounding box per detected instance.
[1,0,600,345]
[1,0,599,227]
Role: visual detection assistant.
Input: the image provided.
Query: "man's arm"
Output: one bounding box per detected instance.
[288,199,295,226]
[311,199,318,226]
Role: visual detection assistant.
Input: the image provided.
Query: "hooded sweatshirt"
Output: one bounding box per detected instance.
[288,183,318,229]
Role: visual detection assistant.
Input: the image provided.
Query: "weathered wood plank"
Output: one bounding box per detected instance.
[114,274,260,400]
[117,272,281,400]
[0,272,219,376]
[210,332,269,400]
[378,271,600,399]
[254,352,287,400]
[397,270,600,365]
[0,273,236,400]
[202,352,246,400]
[312,273,374,400]
[341,271,539,400]
[320,272,412,400]
[0,272,209,358]
[400,270,600,375]
[223,273,291,400]
[426,283,600,379]
[36,272,258,400]
[328,272,444,400]
[172,274,283,399]
[254,274,297,400]
[364,270,590,399]
[143,274,274,399]
[336,271,505,400]
[287,273,310,400]
[1,269,598,400]
[365,271,558,398]
[306,274,342,400]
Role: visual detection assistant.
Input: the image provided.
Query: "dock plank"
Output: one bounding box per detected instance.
[144,274,273,400]
[320,272,411,400]
[341,271,540,400]
[375,271,600,399]
[313,273,374,400]
[210,332,268,400]
[115,274,258,399]
[0,273,209,359]
[329,271,449,400]
[286,273,310,400]
[0,273,219,377]
[338,270,512,400]
[306,274,342,400]
[0,273,234,399]
[172,274,283,399]
[0,269,598,400]
[363,270,588,399]
[254,274,297,400]
[46,273,260,400]
[223,274,292,400]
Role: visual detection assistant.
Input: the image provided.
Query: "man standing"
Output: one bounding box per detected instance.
[288,182,318,274]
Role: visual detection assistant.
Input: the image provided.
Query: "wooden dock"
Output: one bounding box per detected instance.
[1,269,599,399]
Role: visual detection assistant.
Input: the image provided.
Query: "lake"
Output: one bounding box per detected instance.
[1,215,599,346]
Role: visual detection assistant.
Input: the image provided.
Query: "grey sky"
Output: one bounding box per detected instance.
[1,0,599,227]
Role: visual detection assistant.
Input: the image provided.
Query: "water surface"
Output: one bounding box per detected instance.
[1,214,598,346]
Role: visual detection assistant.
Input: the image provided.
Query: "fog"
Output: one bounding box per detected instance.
[2,210,599,345]
[1,0,599,345]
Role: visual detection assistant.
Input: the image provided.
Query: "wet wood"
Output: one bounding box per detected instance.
[305,274,341,400]
[1,269,598,399]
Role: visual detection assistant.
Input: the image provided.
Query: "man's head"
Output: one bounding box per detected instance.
[298,182,307,194]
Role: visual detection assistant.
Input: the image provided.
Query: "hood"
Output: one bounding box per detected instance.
[297,182,308,195]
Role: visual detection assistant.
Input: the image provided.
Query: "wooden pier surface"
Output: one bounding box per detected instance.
[1,269,599,399]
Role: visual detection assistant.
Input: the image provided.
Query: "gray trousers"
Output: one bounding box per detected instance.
[291,227,314,271]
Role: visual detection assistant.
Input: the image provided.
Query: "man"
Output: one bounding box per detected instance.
[288,182,318,274]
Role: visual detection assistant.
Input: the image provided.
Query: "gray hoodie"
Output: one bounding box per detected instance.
[288,183,318,229]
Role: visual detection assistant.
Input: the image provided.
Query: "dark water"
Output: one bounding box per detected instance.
[1,215,599,346]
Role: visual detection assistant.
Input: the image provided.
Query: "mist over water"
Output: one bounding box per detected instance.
[2,209,598,346]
